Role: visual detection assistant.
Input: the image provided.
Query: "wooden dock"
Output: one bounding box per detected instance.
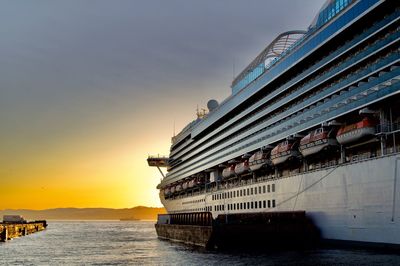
[0,221,47,242]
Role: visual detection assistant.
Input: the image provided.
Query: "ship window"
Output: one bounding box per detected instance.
[259,187,261,194]
[263,186,266,193]
[263,201,266,208]
[228,205,230,210]
[255,202,257,209]
[234,191,236,197]
[240,203,243,209]
[247,188,250,195]
[255,188,257,195]
[272,200,276,208]
[237,203,240,210]
[223,205,225,211]
[251,188,253,195]
[230,191,232,198]
[259,201,262,208]
[240,190,243,197]
[272,184,275,192]
[267,185,270,193]
[212,195,214,200]
[247,202,250,209]
[268,200,271,208]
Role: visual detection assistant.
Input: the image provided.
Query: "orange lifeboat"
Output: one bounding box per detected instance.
[271,140,299,165]
[234,160,250,175]
[299,128,338,157]
[336,118,375,145]
[249,150,271,171]
[188,178,201,188]
[182,180,188,190]
[164,187,171,196]
[222,165,235,179]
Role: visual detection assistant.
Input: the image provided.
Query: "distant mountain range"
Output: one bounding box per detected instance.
[0,206,166,221]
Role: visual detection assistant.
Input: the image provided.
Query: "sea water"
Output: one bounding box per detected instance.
[1,221,400,265]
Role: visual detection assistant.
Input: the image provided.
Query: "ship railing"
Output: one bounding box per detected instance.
[376,122,400,135]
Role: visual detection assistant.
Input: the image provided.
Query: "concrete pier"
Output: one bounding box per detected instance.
[155,211,319,249]
[0,221,47,242]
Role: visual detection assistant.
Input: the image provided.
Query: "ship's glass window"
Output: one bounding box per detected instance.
[272,200,276,208]
[251,202,253,209]
[247,202,250,209]
[251,188,253,195]
[223,205,225,211]
[212,195,214,200]
[263,201,266,208]
[230,191,232,198]
[255,188,257,195]
[272,184,275,192]
[263,186,266,193]
[259,187,262,194]
[234,191,236,197]
[268,200,271,208]
[247,188,250,195]
[240,190,243,197]
[267,185,270,193]
[259,201,262,208]
[240,203,243,209]
[255,202,258,209]
[237,203,240,210]
[228,205,230,210]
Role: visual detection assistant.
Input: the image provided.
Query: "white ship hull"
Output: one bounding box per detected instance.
[160,154,400,245]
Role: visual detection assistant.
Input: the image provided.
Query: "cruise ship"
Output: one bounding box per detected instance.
[149,0,400,246]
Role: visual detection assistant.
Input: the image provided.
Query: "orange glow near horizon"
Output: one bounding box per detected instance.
[0,115,178,210]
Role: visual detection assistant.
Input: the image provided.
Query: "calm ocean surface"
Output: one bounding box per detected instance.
[1,221,400,265]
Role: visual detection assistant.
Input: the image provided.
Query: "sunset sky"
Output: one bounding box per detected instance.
[1,0,324,210]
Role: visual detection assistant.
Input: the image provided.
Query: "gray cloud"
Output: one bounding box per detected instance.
[0,0,325,159]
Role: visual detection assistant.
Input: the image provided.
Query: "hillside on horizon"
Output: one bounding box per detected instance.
[0,206,166,221]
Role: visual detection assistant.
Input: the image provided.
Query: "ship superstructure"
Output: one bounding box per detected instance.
[149,0,400,246]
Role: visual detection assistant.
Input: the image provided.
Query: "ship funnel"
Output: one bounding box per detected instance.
[207,99,219,112]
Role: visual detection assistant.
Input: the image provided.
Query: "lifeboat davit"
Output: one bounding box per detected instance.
[234,160,250,175]
[222,165,235,179]
[249,150,270,171]
[336,118,375,145]
[271,140,299,165]
[299,128,338,157]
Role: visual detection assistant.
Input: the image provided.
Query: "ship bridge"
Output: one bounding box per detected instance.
[147,155,169,178]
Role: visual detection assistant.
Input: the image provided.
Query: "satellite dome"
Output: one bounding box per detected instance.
[207,99,219,112]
